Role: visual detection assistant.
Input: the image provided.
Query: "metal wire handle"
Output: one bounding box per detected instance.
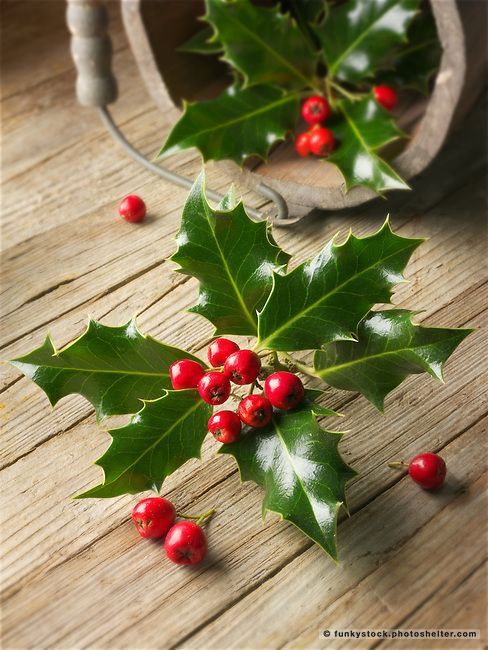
[67,0,295,224]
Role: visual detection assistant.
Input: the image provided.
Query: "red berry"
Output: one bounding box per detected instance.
[164,521,207,565]
[131,497,176,539]
[197,371,231,405]
[409,453,447,490]
[169,359,204,390]
[238,394,273,428]
[264,371,304,411]
[208,410,241,444]
[118,194,146,223]
[295,132,311,157]
[301,96,330,125]
[309,127,336,157]
[373,85,398,111]
[224,350,261,385]
[207,338,239,367]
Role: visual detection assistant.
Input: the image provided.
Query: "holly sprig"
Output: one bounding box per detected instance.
[11,174,471,559]
[159,0,440,194]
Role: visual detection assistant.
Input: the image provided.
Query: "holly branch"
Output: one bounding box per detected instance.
[158,0,441,194]
[11,173,471,559]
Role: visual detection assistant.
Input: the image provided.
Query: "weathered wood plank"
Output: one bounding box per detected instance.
[3,415,484,649]
[1,3,486,648]
[1,301,484,645]
[181,425,486,650]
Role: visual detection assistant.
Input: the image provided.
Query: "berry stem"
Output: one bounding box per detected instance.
[329,79,363,102]
[280,352,315,377]
[178,508,215,526]
[388,461,409,470]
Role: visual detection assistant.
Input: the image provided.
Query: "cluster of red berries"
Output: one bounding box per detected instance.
[294,85,398,159]
[169,338,305,443]
[295,96,335,158]
[132,496,212,566]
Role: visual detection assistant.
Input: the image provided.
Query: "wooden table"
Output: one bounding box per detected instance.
[1,2,486,648]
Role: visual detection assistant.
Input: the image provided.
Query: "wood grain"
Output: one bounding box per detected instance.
[0,3,486,649]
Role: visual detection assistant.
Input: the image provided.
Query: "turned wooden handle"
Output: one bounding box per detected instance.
[66,0,117,106]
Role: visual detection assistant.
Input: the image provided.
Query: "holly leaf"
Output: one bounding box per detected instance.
[204,0,318,89]
[304,388,341,417]
[158,85,300,165]
[328,96,409,193]
[318,0,419,84]
[280,0,328,50]
[378,11,440,94]
[10,320,199,419]
[171,173,290,336]
[77,390,211,498]
[313,310,473,410]
[220,405,355,558]
[179,26,222,55]
[257,220,423,351]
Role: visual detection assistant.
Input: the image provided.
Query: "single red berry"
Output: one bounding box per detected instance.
[409,453,447,490]
[207,338,240,367]
[309,127,336,157]
[118,194,146,223]
[264,371,305,411]
[208,410,241,444]
[197,371,231,405]
[295,131,311,157]
[169,359,204,390]
[164,521,207,565]
[131,497,176,539]
[238,394,273,428]
[301,96,330,125]
[224,349,261,385]
[373,85,398,111]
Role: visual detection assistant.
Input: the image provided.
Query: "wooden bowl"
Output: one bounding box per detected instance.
[121,0,486,217]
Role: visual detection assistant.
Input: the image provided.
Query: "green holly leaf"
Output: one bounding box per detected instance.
[281,0,328,50]
[77,390,212,498]
[179,25,222,55]
[171,173,290,336]
[10,320,199,419]
[378,11,440,94]
[318,0,419,84]
[204,0,318,89]
[257,220,423,352]
[313,310,472,410]
[158,85,300,165]
[220,405,355,558]
[329,97,410,193]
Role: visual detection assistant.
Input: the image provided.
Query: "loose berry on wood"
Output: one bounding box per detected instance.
[164,521,208,565]
[118,194,146,223]
[409,453,447,489]
[131,497,176,539]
